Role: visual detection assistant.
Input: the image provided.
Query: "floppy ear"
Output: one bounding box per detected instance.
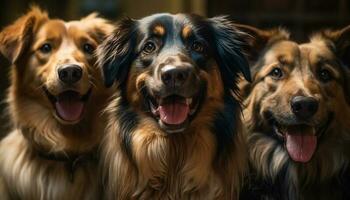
[0,6,48,64]
[209,17,251,88]
[234,24,289,63]
[96,18,137,88]
[321,26,350,68]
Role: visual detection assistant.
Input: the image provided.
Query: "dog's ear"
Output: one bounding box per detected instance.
[320,26,350,104]
[0,6,48,64]
[232,24,289,97]
[97,18,137,88]
[234,24,289,63]
[80,13,115,43]
[321,26,350,68]
[208,16,251,91]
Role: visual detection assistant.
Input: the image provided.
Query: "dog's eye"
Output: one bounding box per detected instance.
[39,43,52,54]
[142,42,156,54]
[269,67,283,79]
[83,43,95,55]
[191,41,204,53]
[318,68,333,82]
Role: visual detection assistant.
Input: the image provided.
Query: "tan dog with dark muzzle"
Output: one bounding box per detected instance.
[238,24,350,200]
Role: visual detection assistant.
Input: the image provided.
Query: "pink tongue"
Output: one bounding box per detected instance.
[55,101,84,122]
[285,132,317,163]
[159,103,189,125]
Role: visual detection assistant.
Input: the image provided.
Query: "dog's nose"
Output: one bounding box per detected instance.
[291,96,318,119]
[58,64,83,84]
[161,65,191,88]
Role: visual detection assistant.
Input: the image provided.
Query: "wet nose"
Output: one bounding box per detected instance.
[161,65,192,88]
[58,64,83,84]
[291,96,319,119]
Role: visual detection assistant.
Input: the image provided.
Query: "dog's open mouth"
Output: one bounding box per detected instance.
[271,114,333,163]
[273,124,317,163]
[43,87,92,123]
[148,95,199,133]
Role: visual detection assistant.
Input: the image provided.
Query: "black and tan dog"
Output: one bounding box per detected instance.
[238,25,350,200]
[97,14,251,199]
[0,7,113,199]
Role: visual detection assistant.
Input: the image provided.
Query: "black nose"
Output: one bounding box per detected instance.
[58,64,83,84]
[291,96,319,119]
[161,65,191,88]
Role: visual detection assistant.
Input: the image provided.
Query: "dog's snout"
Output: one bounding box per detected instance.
[291,96,319,119]
[58,64,83,84]
[161,65,192,88]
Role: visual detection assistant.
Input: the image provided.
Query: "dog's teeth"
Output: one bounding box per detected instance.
[186,98,192,105]
[311,127,316,135]
[149,102,158,114]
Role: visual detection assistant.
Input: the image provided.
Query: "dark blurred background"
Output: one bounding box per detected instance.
[0,0,349,135]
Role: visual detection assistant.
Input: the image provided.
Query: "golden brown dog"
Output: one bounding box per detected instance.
[238,25,350,200]
[97,14,251,199]
[0,7,113,199]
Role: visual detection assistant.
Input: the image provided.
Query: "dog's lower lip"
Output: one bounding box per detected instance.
[159,120,188,133]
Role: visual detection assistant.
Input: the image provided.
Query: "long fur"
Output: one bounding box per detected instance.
[98,14,250,199]
[0,7,113,199]
[239,26,350,200]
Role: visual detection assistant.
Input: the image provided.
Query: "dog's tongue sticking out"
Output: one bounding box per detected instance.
[55,91,84,122]
[159,100,189,125]
[285,127,317,163]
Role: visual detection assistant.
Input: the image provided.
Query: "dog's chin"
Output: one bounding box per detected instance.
[147,94,200,134]
[265,112,333,163]
[43,87,92,125]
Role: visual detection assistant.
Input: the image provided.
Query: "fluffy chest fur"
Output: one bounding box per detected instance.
[0,130,99,200]
[101,95,245,200]
[97,13,250,200]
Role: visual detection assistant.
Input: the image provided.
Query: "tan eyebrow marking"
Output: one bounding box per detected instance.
[153,25,165,36]
[182,25,192,39]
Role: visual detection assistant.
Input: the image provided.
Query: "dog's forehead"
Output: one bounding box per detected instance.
[37,19,92,37]
[300,41,335,62]
[138,13,195,37]
[265,40,300,64]
[65,20,92,33]
[36,19,67,37]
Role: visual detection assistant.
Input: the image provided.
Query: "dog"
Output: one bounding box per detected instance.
[0,7,113,199]
[238,24,350,200]
[97,13,251,199]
